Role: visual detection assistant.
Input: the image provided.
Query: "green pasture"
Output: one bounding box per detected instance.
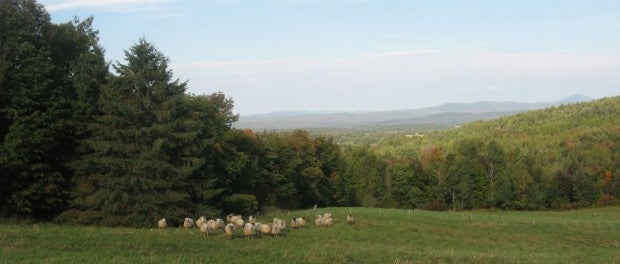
[1,207,618,263]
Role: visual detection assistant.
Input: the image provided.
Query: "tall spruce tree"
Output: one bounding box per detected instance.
[58,39,215,226]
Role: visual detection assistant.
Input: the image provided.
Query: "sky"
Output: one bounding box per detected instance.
[40,0,620,115]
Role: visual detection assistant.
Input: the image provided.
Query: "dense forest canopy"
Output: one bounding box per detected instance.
[343,97,620,210]
[0,0,618,227]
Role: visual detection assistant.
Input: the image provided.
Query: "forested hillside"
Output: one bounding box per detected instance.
[346,96,620,210]
[1,0,617,227]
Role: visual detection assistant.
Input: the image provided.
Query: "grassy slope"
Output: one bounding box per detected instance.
[1,207,619,263]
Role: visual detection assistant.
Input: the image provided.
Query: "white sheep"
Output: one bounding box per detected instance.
[216,218,225,231]
[183,217,195,228]
[225,223,236,239]
[322,217,333,227]
[157,218,167,229]
[270,224,281,237]
[315,215,322,226]
[228,214,242,224]
[321,213,332,221]
[199,222,210,236]
[196,216,207,228]
[248,215,257,224]
[259,223,272,236]
[235,218,245,228]
[290,217,306,229]
[296,217,306,227]
[346,214,354,224]
[243,223,256,239]
[273,218,285,230]
[206,219,218,232]
[290,217,299,229]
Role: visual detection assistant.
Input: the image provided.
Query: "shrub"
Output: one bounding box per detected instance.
[597,194,616,207]
[425,200,447,211]
[225,194,258,215]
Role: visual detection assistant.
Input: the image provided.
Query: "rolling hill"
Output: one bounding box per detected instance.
[234,94,592,131]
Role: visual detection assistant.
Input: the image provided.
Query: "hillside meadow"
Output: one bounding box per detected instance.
[1,207,618,263]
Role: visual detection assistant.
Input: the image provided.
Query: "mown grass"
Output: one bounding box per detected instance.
[1,207,618,263]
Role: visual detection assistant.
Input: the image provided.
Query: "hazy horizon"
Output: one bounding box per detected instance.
[41,0,620,115]
[239,93,596,116]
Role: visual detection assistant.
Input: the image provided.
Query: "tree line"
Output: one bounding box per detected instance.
[0,0,356,226]
[346,97,619,210]
[1,0,617,227]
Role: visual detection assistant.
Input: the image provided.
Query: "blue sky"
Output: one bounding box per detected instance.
[41,0,620,115]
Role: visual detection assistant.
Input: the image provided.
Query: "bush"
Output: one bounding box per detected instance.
[597,194,616,207]
[225,194,258,215]
[53,209,103,225]
[425,200,447,211]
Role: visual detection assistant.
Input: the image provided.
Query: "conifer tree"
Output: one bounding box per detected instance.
[60,39,209,226]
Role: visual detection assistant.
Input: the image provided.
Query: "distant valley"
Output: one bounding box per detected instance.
[234,94,592,131]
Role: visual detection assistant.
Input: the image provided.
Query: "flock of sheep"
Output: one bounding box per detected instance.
[156,212,355,239]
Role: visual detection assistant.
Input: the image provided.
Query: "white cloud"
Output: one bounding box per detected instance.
[172,50,620,114]
[43,0,172,12]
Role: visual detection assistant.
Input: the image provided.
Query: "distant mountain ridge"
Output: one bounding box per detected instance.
[234,94,593,131]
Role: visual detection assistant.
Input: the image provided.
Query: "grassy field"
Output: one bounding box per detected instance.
[1,207,618,263]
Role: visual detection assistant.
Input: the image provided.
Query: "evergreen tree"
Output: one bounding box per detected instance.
[58,39,213,226]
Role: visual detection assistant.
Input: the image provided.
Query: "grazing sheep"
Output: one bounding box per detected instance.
[225,223,236,239]
[183,218,195,228]
[347,214,354,224]
[206,219,218,232]
[248,215,257,224]
[259,223,272,236]
[228,214,242,224]
[157,218,167,229]
[199,222,210,236]
[235,218,245,228]
[322,217,333,227]
[216,218,225,231]
[296,217,306,227]
[315,215,322,226]
[291,217,299,229]
[322,213,332,221]
[273,218,285,230]
[270,224,281,237]
[243,223,256,239]
[291,217,306,228]
[196,216,207,228]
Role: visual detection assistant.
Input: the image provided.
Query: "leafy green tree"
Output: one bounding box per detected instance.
[345,146,387,207]
[482,140,505,207]
[445,138,488,209]
[389,158,432,208]
[550,156,598,209]
[273,130,325,208]
[0,1,107,219]
[1,0,59,218]
[315,136,357,206]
